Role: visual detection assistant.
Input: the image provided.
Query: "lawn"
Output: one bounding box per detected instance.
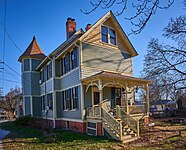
[0,118,186,150]
[0,121,116,150]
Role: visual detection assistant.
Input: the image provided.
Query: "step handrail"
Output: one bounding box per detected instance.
[101,107,122,137]
[119,107,139,136]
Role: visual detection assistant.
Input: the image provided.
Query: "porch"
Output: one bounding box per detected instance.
[83,71,151,142]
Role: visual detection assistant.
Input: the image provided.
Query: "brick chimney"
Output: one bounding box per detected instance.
[66,18,76,39]
[85,24,91,31]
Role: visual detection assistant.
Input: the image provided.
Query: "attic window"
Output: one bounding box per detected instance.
[101,26,116,45]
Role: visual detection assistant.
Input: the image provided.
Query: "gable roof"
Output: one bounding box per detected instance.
[79,11,138,57]
[18,36,46,62]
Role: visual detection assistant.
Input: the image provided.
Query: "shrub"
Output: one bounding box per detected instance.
[14,115,34,126]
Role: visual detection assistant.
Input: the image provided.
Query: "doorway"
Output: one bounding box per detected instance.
[92,87,100,106]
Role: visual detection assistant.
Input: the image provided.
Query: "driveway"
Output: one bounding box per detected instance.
[0,120,10,150]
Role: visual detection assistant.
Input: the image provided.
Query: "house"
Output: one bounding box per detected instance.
[18,11,151,142]
[150,100,177,117]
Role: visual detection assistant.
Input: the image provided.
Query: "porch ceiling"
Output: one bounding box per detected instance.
[82,71,151,86]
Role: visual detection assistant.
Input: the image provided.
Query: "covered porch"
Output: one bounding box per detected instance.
[83,72,151,118]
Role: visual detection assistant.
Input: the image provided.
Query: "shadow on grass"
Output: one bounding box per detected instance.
[0,121,116,148]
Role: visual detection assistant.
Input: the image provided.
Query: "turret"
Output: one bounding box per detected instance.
[18,36,46,116]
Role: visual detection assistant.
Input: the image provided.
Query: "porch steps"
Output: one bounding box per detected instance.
[103,121,138,142]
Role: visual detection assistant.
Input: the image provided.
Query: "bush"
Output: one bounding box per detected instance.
[14,115,34,126]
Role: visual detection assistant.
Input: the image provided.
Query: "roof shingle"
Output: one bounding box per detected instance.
[18,36,46,62]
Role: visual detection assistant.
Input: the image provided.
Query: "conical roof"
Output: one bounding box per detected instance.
[18,36,46,62]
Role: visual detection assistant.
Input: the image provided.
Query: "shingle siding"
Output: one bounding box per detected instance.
[81,43,132,79]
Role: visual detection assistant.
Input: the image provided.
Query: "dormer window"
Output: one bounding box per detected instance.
[101,26,116,45]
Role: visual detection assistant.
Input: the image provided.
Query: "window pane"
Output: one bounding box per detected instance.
[72,87,78,110]
[102,35,108,43]
[71,48,78,69]
[101,26,108,35]
[65,89,71,109]
[109,29,115,38]
[110,37,116,45]
[65,53,70,73]
[23,59,30,71]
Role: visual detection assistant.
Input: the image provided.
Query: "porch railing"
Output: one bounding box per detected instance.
[118,106,139,136]
[121,105,146,114]
[86,105,101,118]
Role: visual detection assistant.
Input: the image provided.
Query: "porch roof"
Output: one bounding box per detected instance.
[82,71,151,84]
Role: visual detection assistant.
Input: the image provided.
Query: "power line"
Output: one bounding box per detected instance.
[1,60,50,95]
[0,77,20,83]
[0,19,22,53]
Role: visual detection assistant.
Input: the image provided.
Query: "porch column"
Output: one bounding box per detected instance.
[146,84,150,115]
[98,79,103,104]
[98,79,103,118]
[125,83,129,114]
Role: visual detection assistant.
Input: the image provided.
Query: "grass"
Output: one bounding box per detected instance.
[0,121,116,150]
[0,118,186,150]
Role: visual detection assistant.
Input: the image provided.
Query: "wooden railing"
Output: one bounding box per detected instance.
[118,106,139,136]
[86,106,101,118]
[121,105,146,114]
[101,107,122,140]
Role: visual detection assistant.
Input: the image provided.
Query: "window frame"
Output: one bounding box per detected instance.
[64,52,70,74]
[71,47,78,70]
[72,87,78,110]
[101,25,117,46]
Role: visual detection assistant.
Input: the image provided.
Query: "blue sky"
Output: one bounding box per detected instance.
[0,0,184,95]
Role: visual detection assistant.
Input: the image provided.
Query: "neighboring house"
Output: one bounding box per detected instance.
[150,100,177,116]
[18,11,151,142]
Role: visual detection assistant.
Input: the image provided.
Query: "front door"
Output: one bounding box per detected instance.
[93,92,100,105]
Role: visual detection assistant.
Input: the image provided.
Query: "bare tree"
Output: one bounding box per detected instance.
[0,87,21,119]
[142,15,186,100]
[81,0,175,34]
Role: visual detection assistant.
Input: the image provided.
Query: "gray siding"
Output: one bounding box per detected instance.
[31,73,40,95]
[25,97,31,115]
[56,92,62,118]
[62,86,81,119]
[84,86,92,108]
[22,72,40,96]
[60,68,80,90]
[103,87,111,101]
[54,79,60,91]
[33,97,41,117]
[22,73,31,95]
[40,79,53,95]
[81,43,132,79]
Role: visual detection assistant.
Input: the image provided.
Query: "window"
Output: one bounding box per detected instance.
[109,28,116,45]
[101,26,108,43]
[62,86,79,110]
[47,62,52,80]
[101,26,116,45]
[61,58,64,76]
[65,89,71,110]
[47,93,53,110]
[72,87,78,109]
[23,59,30,71]
[41,95,45,110]
[40,69,44,83]
[71,48,78,69]
[64,52,70,73]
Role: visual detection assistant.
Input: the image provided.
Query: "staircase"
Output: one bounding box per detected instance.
[101,107,139,143]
